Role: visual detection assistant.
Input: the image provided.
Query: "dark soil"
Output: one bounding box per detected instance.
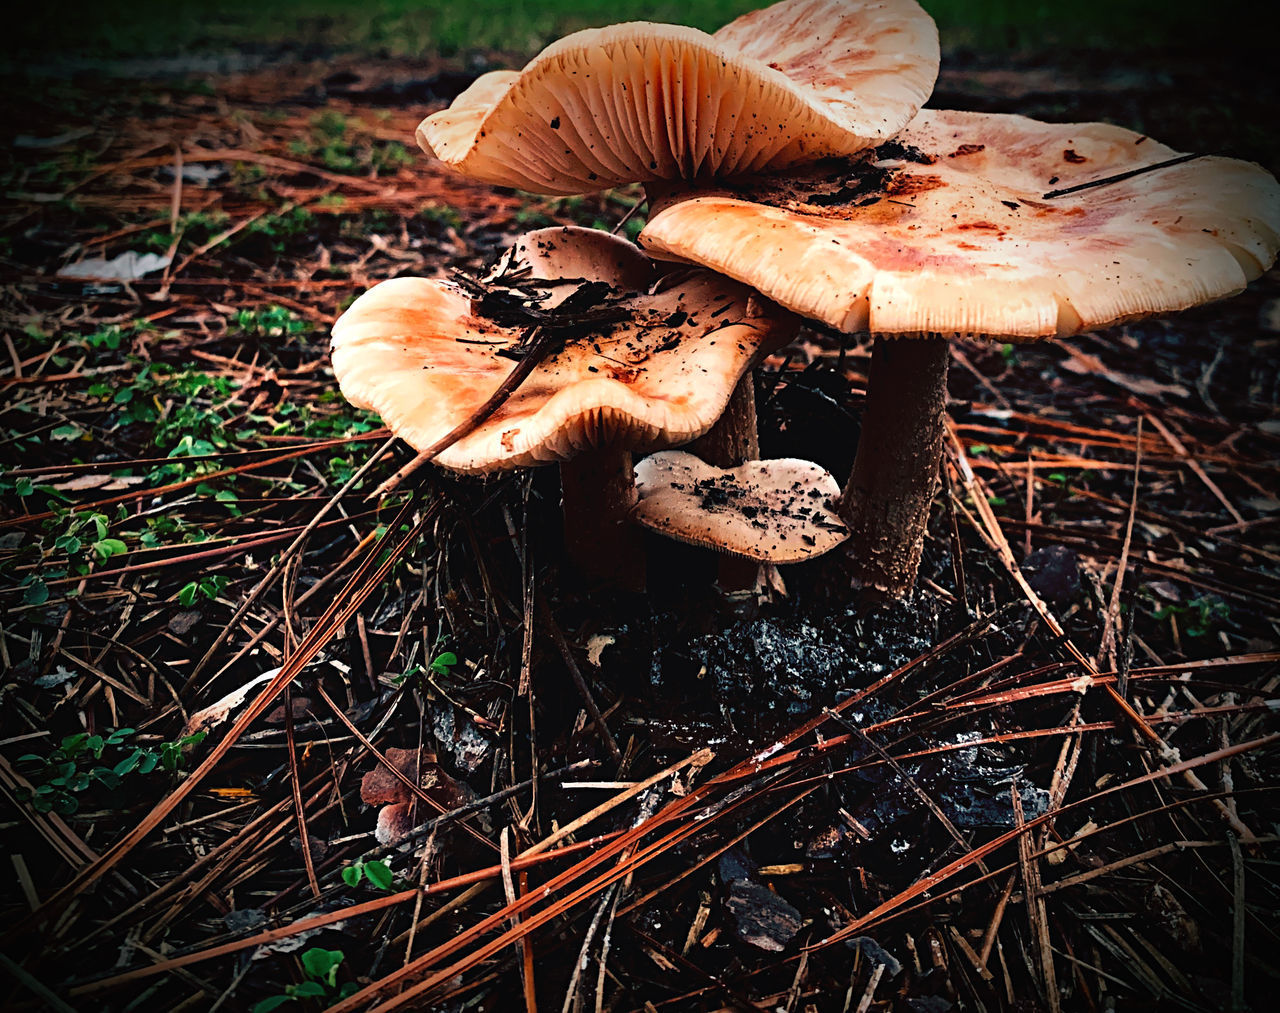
[1,41,1278,1013]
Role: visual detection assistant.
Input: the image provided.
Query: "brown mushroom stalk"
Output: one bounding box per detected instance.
[559,447,646,590]
[639,108,1280,597]
[837,336,948,597]
[684,375,765,591]
[687,374,760,468]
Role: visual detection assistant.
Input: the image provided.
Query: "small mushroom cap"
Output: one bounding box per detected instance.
[632,450,849,563]
[330,233,795,473]
[417,0,939,195]
[640,109,1280,337]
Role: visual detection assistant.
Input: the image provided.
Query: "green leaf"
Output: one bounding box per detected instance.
[159,744,179,772]
[300,948,344,984]
[251,996,295,1013]
[94,537,127,561]
[22,579,49,606]
[15,476,33,496]
[362,860,393,891]
[61,734,89,755]
[178,582,198,607]
[288,981,328,998]
[341,864,363,887]
[113,749,142,776]
[430,652,457,675]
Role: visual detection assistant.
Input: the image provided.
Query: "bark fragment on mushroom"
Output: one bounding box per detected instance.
[417,0,940,195]
[639,108,1280,596]
[329,228,796,586]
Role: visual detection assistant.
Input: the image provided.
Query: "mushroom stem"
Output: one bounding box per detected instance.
[559,447,647,591]
[687,374,759,467]
[686,374,761,593]
[838,336,949,597]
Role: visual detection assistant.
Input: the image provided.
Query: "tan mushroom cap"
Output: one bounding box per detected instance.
[330,232,795,474]
[417,0,939,195]
[633,450,849,562]
[640,108,1280,337]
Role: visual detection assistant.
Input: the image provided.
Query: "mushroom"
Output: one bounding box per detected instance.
[638,108,1280,596]
[330,228,796,588]
[416,0,939,195]
[633,450,849,563]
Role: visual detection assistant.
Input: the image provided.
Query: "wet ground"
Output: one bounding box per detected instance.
[1,37,1278,1013]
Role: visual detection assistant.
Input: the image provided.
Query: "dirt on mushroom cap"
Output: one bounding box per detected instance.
[639,108,1280,337]
[633,450,849,562]
[417,0,939,194]
[329,238,796,473]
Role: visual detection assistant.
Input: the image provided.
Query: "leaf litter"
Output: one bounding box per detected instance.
[0,42,1278,1013]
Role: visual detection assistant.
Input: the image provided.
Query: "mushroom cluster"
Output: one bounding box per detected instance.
[332,226,801,587]
[640,108,1280,593]
[332,0,1280,598]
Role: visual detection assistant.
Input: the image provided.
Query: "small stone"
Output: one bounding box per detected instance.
[724,879,802,951]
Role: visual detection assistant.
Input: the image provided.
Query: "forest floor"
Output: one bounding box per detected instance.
[1,32,1279,1013]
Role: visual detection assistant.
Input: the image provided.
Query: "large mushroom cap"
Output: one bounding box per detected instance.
[417,0,939,195]
[330,231,795,473]
[640,109,1280,337]
[633,451,849,563]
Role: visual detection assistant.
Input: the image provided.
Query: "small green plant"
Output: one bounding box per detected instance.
[244,208,317,254]
[1153,594,1231,639]
[429,651,458,677]
[341,858,394,890]
[252,948,358,1012]
[370,141,413,175]
[43,510,128,577]
[15,728,207,815]
[232,305,309,338]
[417,203,463,231]
[177,574,228,607]
[392,650,457,688]
[311,110,348,141]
